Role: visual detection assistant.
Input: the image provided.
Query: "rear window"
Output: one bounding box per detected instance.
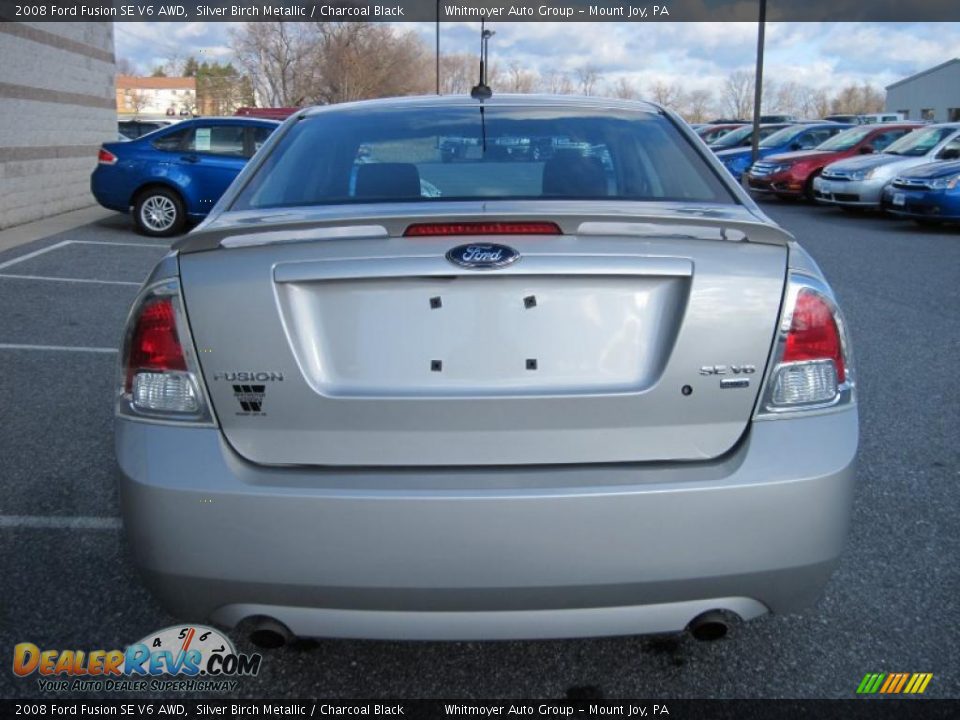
[232,106,735,210]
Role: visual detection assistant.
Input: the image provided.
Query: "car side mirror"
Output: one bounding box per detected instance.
[859,145,875,154]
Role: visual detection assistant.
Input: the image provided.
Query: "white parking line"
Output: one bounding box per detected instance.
[0,515,122,530]
[0,273,141,286]
[0,343,116,353]
[0,240,72,270]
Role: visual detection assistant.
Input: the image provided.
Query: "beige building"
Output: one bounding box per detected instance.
[116,75,197,118]
[0,22,116,230]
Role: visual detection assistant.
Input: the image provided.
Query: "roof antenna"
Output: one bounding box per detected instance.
[470,21,494,100]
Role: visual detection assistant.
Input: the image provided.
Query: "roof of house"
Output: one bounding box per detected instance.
[886,58,960,90]
[117,75,197,91]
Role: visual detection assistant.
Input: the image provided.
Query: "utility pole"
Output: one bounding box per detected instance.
[750,0,767,165]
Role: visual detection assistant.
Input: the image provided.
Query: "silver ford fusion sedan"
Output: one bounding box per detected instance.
[116,95,858,643]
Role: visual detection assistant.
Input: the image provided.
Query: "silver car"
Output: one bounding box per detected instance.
[813,123,960,208]
[115,95,858,644]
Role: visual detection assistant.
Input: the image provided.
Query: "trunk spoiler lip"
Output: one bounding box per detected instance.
[173,201,794,254]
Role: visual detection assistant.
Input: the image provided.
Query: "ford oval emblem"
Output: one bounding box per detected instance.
[445,243,520,270]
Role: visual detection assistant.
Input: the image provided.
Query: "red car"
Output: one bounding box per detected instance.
[745,123,923,200]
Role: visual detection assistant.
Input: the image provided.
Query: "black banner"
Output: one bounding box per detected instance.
[1,700,959,719]
[1,0,959,22]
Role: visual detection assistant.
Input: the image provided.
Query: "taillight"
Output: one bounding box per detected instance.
[125,298,187,392]
[118,280,212,422]
[758,276,854,415]
[404,221,562,237]
[98,148,117,165]
[782,290,845,383]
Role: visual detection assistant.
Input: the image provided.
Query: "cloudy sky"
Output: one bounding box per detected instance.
[115,21,960,94]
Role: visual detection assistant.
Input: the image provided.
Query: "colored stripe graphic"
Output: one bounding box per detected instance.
[905,673,934,694]
[857,673,885,694]
[857,673,932,694]
[893,673,910,693]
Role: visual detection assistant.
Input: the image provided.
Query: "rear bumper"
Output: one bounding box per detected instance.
[116,409,858,640]
[90,170,130,213]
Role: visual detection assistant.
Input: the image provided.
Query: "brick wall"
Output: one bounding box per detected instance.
[0,22,116,229]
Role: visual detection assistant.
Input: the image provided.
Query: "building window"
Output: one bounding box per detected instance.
[897,109,910,119]
[949,108,960,122]
[920,108,935,121]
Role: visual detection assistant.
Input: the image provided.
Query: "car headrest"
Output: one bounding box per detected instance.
[542,154,608,197]
[355,163,421,200]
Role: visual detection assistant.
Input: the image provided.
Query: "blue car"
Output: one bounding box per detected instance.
[92,117,280,237]
[716,123,852,181]
[882,159,960,226]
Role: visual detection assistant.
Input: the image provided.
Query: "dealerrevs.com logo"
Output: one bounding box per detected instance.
[13,625,262,693]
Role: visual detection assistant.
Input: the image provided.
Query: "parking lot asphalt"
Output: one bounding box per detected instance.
[0,206,957,700]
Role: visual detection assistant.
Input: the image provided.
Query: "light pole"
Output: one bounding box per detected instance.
[436,1,440,95]
[750,0,767,165]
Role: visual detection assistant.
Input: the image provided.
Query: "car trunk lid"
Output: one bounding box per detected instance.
[179,207,788,466]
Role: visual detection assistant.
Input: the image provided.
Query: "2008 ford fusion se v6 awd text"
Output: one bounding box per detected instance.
[115,94,858,643]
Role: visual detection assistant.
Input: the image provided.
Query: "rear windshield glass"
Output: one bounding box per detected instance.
[231,106,735,210]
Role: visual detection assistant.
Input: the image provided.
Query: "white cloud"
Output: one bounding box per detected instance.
[115,20,960,97]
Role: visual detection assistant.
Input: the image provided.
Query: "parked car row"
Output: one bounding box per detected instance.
[716,122,853,181]
[746,123,921,200]
[93,112,959,238]
[705,121,960,225]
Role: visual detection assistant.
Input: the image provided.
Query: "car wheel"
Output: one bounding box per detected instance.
[914,218,942,227]
[134,188,186,237]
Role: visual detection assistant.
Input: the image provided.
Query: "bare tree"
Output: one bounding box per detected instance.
[773,81,805,118]
[505,62,538,93]
[723,70,754,119]
[575,65,600,95]
[540,69,574,95]
[609,77,640,100]
[310,23,432,104]
[682,88,715,123]
[792,85,832,119]
[439,53,476,95]
[230,22,318,106]
[830,82,885,115]
[116,57,139,76]
[123,89,150,118]
[649,80,684,110]
[162,53,185,77]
